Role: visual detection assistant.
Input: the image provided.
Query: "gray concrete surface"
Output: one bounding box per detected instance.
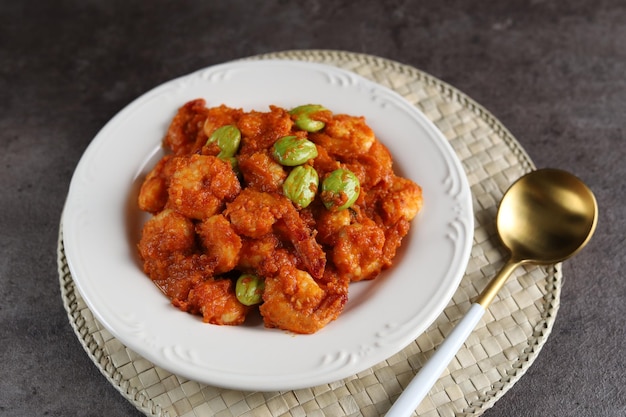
[1,1,624,416]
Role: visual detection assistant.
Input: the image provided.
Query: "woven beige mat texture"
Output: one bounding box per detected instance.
[58,50,559,417]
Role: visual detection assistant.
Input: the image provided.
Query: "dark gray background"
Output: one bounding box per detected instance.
[1,1,624,416]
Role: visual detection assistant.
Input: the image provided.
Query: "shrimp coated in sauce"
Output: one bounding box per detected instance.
[163,99,210,156]
[138,209,206,300]
[176,279,248,325]
[196,214,242,275]
[309,114,375,159]
[259,265,348,334]
[332,220,386,282]
[138,208,248,325]
[138,155,179,213]
[137,209,196,279]
[224,189,326,279]
[167,154,241,220]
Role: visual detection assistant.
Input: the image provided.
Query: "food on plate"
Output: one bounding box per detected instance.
[137,99,423,333]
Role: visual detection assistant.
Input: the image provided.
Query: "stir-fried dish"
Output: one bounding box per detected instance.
[137,100,423,334]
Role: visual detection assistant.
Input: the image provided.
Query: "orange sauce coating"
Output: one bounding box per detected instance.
[137,99,422,333]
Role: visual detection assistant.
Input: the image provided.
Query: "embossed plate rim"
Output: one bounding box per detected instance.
[62,59,473,391]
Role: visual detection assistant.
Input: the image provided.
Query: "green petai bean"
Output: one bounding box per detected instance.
[320,168,360,211]
[207,125,241,159]
[283,165,319,208]
[272,135,318,166]
[235,274,265,306]
[289,104,327,132]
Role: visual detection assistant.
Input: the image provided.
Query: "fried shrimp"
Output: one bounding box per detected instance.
[177,279,248,325]
[196,214,242,275]
[136,101,423,333]
[163,99,210,155]
[333,221,386,282]
[137,209,207,300]
[137,209,196,279]
[309,114,375,159]
[379,176,424,225]
[167,154,241,220]
[260,265,348,334]
[138,199,247,324]
[225,189,326,279]
[238,151,287,193]
[137,155,179,213]
[237,105,293,153]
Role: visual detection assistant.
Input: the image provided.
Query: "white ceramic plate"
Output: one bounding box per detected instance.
[63,60,473,391]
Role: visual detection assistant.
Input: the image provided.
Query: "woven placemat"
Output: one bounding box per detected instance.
[58,50,560,417]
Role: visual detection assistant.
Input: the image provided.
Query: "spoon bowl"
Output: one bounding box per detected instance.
[497,168,597,264]
[476,168,598,307]
[386,168,598,417]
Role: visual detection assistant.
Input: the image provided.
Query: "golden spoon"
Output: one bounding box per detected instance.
[386,168,598,417]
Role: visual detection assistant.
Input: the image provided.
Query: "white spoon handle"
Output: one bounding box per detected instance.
[385,303,486,417]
